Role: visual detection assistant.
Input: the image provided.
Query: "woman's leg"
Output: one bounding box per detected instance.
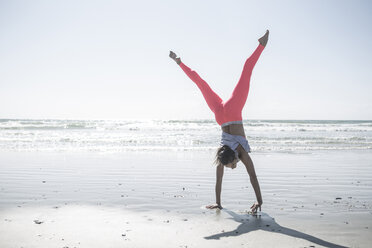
[179,62,223,113]
[223,44,265,112]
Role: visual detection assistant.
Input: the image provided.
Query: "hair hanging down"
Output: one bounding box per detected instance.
[215,145,236,166]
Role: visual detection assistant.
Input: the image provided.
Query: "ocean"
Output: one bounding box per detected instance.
[1,119,371,153]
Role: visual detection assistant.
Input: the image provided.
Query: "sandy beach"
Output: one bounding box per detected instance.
[0,150,371,248]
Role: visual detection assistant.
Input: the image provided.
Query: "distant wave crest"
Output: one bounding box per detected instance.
[0,119,371,152]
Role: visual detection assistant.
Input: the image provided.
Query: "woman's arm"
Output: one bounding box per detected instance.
[215,164,224,206]
[238,145,263,212]
[206,164,224,209]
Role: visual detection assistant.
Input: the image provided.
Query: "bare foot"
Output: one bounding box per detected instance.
[258,30,269,47]
[169,51,181,65]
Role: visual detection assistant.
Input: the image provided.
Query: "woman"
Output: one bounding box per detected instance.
[169,30,269,213]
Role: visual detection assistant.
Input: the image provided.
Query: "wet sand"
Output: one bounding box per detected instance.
[0,150,371,247]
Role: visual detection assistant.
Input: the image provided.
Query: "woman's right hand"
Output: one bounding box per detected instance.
[250,202,262,213]
[206,204,222,209]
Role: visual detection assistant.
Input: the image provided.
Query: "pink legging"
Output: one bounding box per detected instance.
[179,44,265,126]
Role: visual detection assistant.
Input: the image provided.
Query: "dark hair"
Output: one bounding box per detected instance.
[215,145,236,166]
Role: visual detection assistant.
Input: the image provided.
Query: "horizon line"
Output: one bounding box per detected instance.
[0,118,371,122]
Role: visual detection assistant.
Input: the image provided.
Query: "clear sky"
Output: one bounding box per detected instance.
[0,0,371,120]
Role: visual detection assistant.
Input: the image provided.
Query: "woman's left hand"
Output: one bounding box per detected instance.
[206,204,222,209]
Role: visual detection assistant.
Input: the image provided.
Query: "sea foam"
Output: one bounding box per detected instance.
[0,119,371,152]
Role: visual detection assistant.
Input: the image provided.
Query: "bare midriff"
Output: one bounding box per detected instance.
[221,124,246,138]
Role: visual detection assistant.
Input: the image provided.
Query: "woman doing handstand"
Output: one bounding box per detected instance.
[169,30,269,213]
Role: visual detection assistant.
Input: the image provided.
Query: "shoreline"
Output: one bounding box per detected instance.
[0,150,371,247]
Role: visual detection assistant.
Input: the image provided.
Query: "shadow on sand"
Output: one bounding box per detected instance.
[204,209,348,248]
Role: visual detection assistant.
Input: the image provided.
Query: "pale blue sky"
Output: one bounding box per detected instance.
[0,0,371,120]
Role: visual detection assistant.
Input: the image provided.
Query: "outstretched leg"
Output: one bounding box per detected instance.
[179,62,223,114]
[224,30,269,114]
